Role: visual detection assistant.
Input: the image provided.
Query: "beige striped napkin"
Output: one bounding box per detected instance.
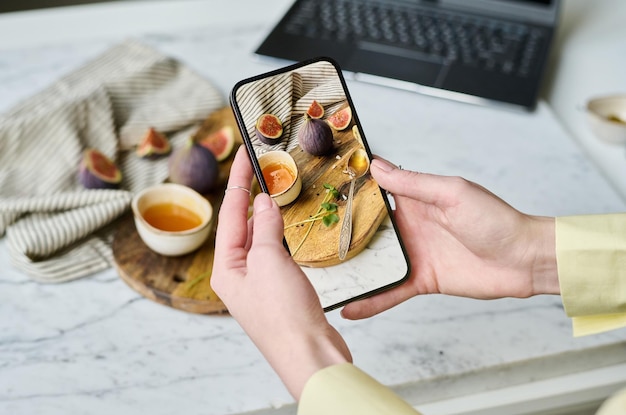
[0,39,224,282]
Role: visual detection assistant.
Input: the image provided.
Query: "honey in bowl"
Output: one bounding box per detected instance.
[142,202,202,232]
[262,162,295,195]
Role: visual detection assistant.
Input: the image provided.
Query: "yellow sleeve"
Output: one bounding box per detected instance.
[555,214,626,336]
[298,363,420,415]
[596,388,626,415]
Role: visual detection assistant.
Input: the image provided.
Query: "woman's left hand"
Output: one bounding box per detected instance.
[211,146,351,400]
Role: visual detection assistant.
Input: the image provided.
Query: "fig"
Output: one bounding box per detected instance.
[327,106,352,131]
[168,138,219,194]
[298,113,334,156]
[255,113,283,145]
[136,127,171,158]
[306,100,324,119]
[198,125,235,162]
[78,148,122,189]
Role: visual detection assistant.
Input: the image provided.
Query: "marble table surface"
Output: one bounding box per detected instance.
[1,1,626,414]
[545,0,626,200]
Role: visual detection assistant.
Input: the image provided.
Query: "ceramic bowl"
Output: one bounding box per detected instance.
[257,150,302,207]
[131,183,213,256]
[586,95,626,144]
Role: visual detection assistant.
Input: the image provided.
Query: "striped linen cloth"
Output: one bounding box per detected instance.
[0,40,224,282]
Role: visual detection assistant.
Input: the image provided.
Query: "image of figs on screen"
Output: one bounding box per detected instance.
[231,58,410,311]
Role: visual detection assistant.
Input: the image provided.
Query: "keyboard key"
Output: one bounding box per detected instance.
[284,0,546,77]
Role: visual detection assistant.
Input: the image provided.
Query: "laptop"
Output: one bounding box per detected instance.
[255,0,561,111]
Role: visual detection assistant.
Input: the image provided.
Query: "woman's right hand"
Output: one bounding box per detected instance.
[342,157,559,320]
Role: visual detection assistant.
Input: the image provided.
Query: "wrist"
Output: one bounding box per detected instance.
[528,215,559,295]
[272,326,351,400]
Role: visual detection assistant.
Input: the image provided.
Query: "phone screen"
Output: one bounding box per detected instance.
[230,57,410,311]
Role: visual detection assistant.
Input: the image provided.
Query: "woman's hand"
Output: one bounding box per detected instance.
[211,146,351,400]
[341,157,558,320]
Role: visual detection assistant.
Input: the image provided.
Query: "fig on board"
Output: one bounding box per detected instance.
[168,138,219,194]
[198,125,235,162]
[298,113,334,156]
[327,106,352,131]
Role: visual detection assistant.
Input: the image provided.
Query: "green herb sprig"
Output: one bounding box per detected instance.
[287,183,339,255]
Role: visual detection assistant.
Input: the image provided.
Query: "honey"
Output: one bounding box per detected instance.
[142,203,202,232]
[262,162,295,195]
[348,152,369,176]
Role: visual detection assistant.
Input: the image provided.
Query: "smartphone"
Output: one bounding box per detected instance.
[230,57,410,311]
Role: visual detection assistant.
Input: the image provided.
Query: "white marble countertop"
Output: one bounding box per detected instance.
[1,1,626,414]
[545,0,626,200]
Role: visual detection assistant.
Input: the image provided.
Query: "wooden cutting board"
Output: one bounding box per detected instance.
[112,107,244,314]
[282,121,388,267]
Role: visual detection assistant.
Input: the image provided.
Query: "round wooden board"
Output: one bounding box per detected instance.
[112,107,243,314]
[282,122,388,267]
[113,213,226,314]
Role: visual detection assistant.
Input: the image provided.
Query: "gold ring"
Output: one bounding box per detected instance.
[225,185,251,194]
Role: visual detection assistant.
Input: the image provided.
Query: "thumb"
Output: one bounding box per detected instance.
[370,157,455,207]
[250,193,285,247]
[370,157,423,198]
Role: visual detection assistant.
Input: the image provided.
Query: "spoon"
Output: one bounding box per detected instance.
[338,148,370,260]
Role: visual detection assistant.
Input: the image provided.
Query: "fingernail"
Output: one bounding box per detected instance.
[371,158,395,172]
[254,193,274,213]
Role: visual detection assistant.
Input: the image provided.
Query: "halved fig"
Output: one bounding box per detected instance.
[136,127,171,158]
[306,100,324,119]
[78,149,122,189]
[255,113,283,145]
[199,125,236,162]
[327,106,352,131]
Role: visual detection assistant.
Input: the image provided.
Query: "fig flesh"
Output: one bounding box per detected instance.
[306,100,324,119]
[198,125,235,162]
[168,138,219,194]
[136,127,171,158]
[298,113,334,156]
[327,106,352,131]
[255,113,283,145]
[78,148,122,189]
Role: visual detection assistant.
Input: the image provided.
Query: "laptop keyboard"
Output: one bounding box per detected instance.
[283,0,548,78]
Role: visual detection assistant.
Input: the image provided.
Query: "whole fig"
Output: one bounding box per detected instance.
[168,138,218,194]
[298,114,334,156]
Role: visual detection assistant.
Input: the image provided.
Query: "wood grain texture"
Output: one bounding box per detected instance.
[113,107,244,314]
[282,122,387,267]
